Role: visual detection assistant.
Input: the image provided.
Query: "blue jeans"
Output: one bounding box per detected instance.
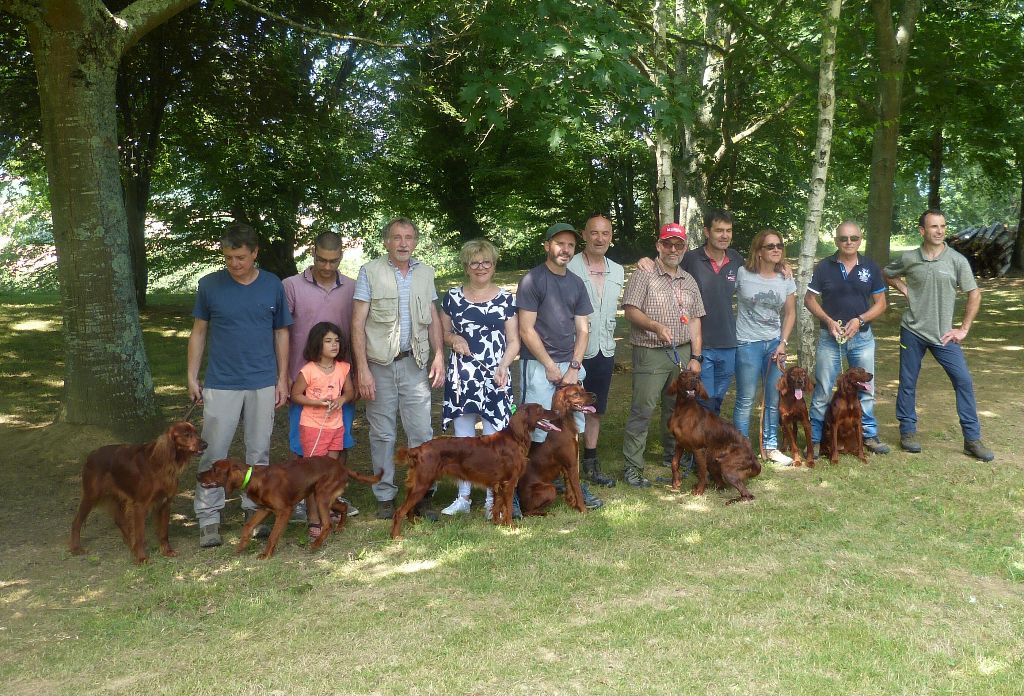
[810,328,879,442]
[698,347,736,415]
[733,339,782,450]
[896,327,981,440]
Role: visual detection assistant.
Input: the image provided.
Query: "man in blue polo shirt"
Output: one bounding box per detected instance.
[804,221,890,455]
[188,222,293,548]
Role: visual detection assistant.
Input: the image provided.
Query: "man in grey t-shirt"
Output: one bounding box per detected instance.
[883,209,994,461]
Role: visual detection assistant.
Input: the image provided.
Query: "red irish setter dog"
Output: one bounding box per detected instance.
[820,366,873,465]
[391,403,560,538]
[777,365,815,467]
[666,370,761,504]
[197,455,380,559]
[518,384,596,516]
[69,421,207,563]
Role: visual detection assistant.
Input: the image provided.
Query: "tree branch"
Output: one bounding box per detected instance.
[233,0,416,49]
[0,0,41,21]
[712,91,800,163]
[117,0,199,53]
[719,0,816,76]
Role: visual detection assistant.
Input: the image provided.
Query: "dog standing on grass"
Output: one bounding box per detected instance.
[69,421,207,564]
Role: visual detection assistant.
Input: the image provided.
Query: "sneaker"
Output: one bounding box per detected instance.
[900,432,922,453]
[863,437,891,455]
[483,501,494,520]
[337,497,359,517]
[199,523,222,548]
[767,449,794,466]
[375,499,396,520]
[624,468,651,488]
[512,493,523,519]
[290,502,308,524]
[580,482,604,509]
[244,510,271,540]
[964,439,995,462]
[553,477,566,494]
[441,496,472,516]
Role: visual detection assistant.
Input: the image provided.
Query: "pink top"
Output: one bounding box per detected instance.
[283,268,356,381]
[298,360,351,429]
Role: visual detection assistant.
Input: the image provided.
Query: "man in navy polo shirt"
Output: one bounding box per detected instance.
[804,221,890,455]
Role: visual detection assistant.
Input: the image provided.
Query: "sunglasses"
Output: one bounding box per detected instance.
[838,235,861,243]
[659,240,687,250]
[761,243,784,251]
[468,260,494,270]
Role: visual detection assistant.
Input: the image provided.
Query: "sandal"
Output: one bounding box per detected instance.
[307,524,322,542]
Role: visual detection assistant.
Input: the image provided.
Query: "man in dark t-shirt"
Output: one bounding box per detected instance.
[517,223,602,509]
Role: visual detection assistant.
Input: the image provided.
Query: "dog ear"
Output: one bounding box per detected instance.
[666,379,678,396]
[776,374,788,395]
[696,379,710,400]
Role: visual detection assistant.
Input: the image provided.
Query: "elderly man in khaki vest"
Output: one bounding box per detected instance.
[351,218,445,519]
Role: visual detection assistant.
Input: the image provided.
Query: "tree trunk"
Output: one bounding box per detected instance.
[27,18,159,431]
[1015,159,1024,271]
[124,176,150,308]
[865,0,921,266]
[927,122,943,210]
[652,0,674,228]
[796,0,843,372]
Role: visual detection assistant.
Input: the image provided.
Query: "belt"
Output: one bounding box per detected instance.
[394,349,414,361]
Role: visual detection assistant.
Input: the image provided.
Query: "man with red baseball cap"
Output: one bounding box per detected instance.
[619,223,706,487]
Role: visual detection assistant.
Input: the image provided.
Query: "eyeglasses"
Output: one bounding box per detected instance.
[659,241,687,251]
[761,243,784,251]
[314,255,342,266]
[838,236,861,243]
[468,260,493,270]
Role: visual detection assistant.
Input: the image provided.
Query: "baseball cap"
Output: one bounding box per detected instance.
[545,223,579,241]
[659,223,687,242]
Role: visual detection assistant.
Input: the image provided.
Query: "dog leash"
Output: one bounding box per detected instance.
[183,398,199,423]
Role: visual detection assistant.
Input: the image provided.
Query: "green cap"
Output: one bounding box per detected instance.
[545,223,579,241]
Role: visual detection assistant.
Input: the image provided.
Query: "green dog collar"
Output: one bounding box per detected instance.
[241,466,254,491]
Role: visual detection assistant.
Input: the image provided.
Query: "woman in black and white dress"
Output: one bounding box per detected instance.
[440,239,519,517]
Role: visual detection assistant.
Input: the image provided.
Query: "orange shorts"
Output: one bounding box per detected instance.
[299,425,345,456]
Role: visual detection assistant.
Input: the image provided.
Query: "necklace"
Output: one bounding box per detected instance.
[317,361,336,373]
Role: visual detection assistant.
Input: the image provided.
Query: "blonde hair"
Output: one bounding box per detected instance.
[745,229,786,273]
[459,239,499,267]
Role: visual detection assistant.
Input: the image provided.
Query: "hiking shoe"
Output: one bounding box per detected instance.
[512,493,523,519]
[624,468,651,488]
[964,439,995,462]
[441,496,472,516]
[199,523,222,548]
[767,449,794,466]
[375,499,396,520]
[290,501,308,523]
[335,497,359,518]
[812,442,820,458]
[553,477,566,494]
[583,456,616,488]
[414,498,440,522]
[581,483,604,509]
[900,432,922,453]
[244,510,271,540]
[863,437,891,455]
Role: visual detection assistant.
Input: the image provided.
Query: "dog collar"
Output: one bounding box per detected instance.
[241,466,253,491]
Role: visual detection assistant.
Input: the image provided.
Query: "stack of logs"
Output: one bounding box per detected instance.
[947,223,1015,278]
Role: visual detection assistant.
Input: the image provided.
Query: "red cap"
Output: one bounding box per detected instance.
[659,223,687,242]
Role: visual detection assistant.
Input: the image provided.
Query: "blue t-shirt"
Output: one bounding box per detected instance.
[516,265,593,363]
[193,269,292,390]
[807,253,886,331]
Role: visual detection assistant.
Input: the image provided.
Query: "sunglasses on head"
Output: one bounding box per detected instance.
[761,243,784,251]
[838,235,861,243]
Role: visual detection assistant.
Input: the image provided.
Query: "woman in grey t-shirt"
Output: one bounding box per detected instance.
[733,229,797,464]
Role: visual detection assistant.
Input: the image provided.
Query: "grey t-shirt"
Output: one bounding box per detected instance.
[884,244,978,345]
[734,266,796,343]
[516,264,594,363]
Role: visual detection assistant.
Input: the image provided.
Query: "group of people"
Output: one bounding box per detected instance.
[186,207,995,548]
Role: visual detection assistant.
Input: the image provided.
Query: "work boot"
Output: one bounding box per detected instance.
[623,467,651,488]
[580,482,604,509]
[243,510,271,540]
[812,442,821,459]
[900,432,922,453]
[375,499,396,520]
[414,491,440,522]
[964,439,995,462]
[199,523,222,548]
[583,456,616,488]
[863,437,891,455]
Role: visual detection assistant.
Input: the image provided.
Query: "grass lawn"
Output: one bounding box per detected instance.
[1,271,1023,695]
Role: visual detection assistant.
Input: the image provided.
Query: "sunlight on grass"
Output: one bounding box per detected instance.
[10,319,57,332]
[976,656,1007,675]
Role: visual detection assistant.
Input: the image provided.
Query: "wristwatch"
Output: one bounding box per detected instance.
[691,354,704,363]
[569,360,581,370]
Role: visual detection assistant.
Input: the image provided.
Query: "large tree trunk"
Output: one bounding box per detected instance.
[865,0,921,266]
[796,0,843,372]
[9,0,199,433]
[927,122,943,210]
[28,18,159,431]
[1015,158,1024,271]
[652,0,675,228]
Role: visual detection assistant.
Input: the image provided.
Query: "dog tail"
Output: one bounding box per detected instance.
[348,468,383,485]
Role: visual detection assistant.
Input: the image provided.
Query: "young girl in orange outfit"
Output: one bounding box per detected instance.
[290,321,354,539]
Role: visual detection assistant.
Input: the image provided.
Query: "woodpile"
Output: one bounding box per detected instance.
[947,223,1015,278]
